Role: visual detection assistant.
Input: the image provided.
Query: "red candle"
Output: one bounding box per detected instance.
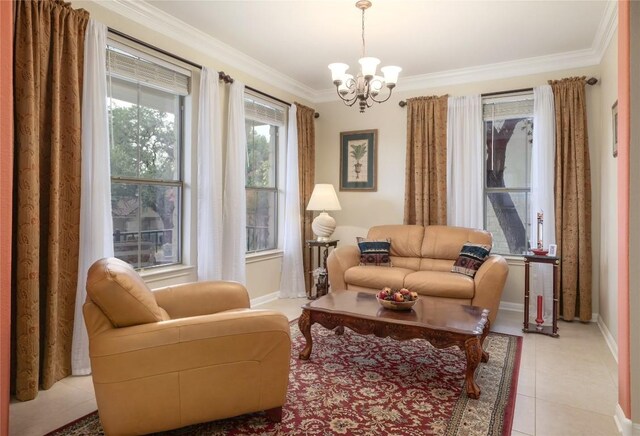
[536,295,544,325]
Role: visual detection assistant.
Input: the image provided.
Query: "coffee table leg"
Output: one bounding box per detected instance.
[298,309,313,360]
[464,336,482,399]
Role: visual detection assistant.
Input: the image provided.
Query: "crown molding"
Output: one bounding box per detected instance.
[97,0,319,103]
[592,0,618,62]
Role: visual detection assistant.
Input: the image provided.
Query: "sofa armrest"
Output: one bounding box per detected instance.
[153,281,250,319]
[89,309,290,378]
[471,255,509,325]
[327,245,361,291]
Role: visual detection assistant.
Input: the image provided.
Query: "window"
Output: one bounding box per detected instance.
[107,39,191,269]
[483,94,533,255]
[244,93,287,253]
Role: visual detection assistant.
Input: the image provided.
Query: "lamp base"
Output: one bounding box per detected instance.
[312,212,336,241]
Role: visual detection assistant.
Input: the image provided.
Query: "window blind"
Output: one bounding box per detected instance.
[483,99,534,120]
[244,95,286,126]
[107,45,190,96]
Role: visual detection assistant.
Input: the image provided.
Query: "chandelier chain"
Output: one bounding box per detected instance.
[361,7,366,58]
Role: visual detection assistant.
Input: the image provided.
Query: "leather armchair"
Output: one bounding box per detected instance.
[84,257,291,435]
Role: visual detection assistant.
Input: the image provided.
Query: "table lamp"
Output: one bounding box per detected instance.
[306,184,342,241]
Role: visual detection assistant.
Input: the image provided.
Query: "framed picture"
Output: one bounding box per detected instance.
[339,129,377,191]
[612,100,618,158]
[548,244,557,257]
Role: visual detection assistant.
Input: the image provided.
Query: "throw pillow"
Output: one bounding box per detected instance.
[451,243,492,277]
[357,237,392,267]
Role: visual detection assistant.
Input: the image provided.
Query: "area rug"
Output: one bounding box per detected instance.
[48,319,521,436]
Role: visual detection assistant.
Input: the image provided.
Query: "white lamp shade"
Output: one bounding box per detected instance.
[381,65,402,85]
[306,184,341,211]
[358,57,380,78]
[328,63,349,82]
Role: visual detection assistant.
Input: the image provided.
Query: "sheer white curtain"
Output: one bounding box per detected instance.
[222,81,247,283]
[72,19,113,375]
[197,68,223,280]
[446,95,483,228]
[279,104,306,298]
[530,85,556,323]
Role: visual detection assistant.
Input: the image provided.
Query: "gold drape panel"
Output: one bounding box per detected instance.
[404,95,448,225]
[12,0,88,400]
[295,103,316,293]
[550,77,592,321]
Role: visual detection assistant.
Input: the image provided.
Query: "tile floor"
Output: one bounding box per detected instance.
[9,298,620,436]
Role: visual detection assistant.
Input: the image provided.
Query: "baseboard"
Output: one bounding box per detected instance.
[615,404,633,436]
[250,291,280,307]
[499,301,524,312]
[597,316,619,363]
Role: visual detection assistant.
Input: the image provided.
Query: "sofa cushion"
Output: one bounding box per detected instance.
[357,237,391,266]
[86,257,167,327]
[421,225,492,260]
[368,225,424,258]
[404,270,475,299]
[451,243,492,277]
[344,266,415,290]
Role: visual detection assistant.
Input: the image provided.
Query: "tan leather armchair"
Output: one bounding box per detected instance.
[84,257,291,435]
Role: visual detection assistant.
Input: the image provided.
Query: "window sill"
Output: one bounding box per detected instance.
[139,264,196,285]
[246,249,284,264]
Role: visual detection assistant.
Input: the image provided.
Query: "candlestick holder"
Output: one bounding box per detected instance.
[535,295,544,331]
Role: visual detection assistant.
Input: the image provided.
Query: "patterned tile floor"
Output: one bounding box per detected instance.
[9,298,619,436]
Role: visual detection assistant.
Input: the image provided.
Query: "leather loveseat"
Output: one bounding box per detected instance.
[84,257,291,435]
[327,225,508,324]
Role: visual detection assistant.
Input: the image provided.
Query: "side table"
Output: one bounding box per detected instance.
[523,254,560,337]
[305,239,339,299]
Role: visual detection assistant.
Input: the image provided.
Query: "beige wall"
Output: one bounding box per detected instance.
[598,30,619,343]
[77,1,313,300]
[315,65,603,316]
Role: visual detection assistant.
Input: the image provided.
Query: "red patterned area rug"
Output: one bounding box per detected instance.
[48,319,521,436]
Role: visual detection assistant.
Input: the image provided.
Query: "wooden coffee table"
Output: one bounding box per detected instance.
[298,290,490,399]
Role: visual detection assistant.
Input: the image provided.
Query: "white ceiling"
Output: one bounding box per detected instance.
[128,0,615,100]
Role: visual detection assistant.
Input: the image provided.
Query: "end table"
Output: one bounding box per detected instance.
[305,239,338,299]
[523,254,560,337]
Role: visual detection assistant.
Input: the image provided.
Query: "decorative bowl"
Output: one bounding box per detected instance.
[377,297,417,311]
[531,248,549,256]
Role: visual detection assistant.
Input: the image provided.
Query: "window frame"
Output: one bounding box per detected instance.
[107,34,194,271]
[243,91,287,255]
[482,92,534,256]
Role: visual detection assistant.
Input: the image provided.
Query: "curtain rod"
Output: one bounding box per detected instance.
[107,27,319,118]
[397,77,599,107]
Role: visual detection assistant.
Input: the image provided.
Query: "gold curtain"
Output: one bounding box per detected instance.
[295,103,316,294]
[12,0,88,400]
[550,77,592,321]
[404,95,449,225]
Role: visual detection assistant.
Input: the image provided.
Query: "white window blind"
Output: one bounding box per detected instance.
[106,45,190,96]
[244,95,286,126]
[483,98,534,120]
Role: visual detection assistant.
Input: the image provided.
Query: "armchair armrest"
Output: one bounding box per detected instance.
[89,309,291,382]
[153,281,250,319]
[471,255,509,324]
[327,245,361,291]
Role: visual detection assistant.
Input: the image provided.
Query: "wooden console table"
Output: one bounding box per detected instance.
[305,239,338,299]
[523,254,560,337]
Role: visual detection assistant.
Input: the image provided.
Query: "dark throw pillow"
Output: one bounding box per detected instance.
[451,243,492,277]
[357,237,392,267]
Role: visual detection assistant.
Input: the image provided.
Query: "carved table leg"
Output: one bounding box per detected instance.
[298,309,313,360]
[335,326,345,335]
[464,336,483,399]
[481,319,490,363]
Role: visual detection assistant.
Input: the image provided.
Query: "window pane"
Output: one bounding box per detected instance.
[246,189,277,252]
[245,119,277,188]
[112,182,180,268]
[108,77,180,181]
[485,191,529,255]
[485,118,532,189]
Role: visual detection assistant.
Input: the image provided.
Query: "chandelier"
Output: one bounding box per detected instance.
[328,0,401,113]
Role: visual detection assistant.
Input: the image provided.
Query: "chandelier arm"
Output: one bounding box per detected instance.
[335,85,359,106]
[369,86,394,103]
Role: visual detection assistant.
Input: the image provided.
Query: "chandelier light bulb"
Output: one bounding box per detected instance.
[358,57,380,79]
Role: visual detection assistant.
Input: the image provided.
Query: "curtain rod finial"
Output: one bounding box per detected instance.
[586,77,598,86]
